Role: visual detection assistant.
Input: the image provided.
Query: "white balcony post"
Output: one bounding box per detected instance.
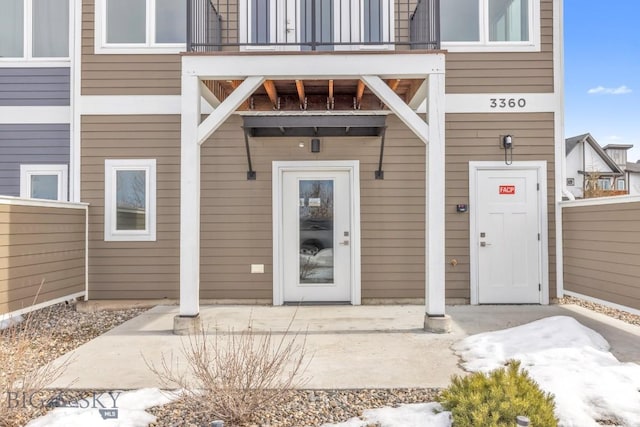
[179,73,201,320]
[424,73,448,331]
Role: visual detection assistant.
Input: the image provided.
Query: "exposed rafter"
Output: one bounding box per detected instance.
[295,80,306,110]
[263,80,279,109]
[355,80,366,109]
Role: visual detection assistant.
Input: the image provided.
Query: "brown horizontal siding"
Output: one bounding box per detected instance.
[200,115,425,300]
[81,0,181,95]
[0,203,86,315]
[445,112,557,303]
[446,0,555,94]
[81,115,181,299]
[562,202,640,310]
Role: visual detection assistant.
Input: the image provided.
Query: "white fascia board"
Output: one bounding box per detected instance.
[361,75,429,145]
[560,195,640,208]
[0,195,88,209]
[445,93,556,113]
[80,95,214,115]
[183,53,445,80]
[0,106,71,124]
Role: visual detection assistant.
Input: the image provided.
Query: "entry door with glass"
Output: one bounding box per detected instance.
[281,170,352,302]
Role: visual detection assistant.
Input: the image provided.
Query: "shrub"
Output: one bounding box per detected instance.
[146,314,310,425]
[439,360,558,427]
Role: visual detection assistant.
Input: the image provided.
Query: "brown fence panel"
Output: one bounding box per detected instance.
[0,198,87,318]
[562,198,640,311]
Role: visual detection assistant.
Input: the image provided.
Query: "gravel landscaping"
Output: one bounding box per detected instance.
[1,297,638,426]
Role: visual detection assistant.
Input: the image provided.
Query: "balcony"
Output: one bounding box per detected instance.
[187,0,440,52]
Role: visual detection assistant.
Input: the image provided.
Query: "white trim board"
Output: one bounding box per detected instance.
[0,195,88,210]
[468,161,550,305]
[272,160,362,306]
[445,93,556,113]
[0,292,85,324]
[80,93,559,116]
[560,195,640,208]
[0,107,71,124]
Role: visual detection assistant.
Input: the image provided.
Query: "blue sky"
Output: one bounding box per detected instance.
[565,0,640,162]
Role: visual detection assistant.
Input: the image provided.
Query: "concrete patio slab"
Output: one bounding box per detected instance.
[48,304,640,390]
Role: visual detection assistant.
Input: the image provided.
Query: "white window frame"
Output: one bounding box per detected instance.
[104,159,156,241]
[441,0,540,52]
[0,0,71,63]
[20,164,68,201]
[616,179,626,191]
[94,0,186,54]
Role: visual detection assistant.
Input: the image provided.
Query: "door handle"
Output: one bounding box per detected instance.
[480,242,492,247]
[339,240,350,246]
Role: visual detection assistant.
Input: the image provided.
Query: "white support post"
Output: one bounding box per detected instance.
[360,75,429,145]
[179,74,202,319]
[425,73,449,332]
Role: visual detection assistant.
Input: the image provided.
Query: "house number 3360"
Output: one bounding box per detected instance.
[490,98,527,108]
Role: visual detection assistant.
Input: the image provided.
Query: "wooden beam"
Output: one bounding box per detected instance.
[388,79,401,91]
[356,80,366,108]
[295,80,306,109]
[263,80,279,109]
[328,80,334,110]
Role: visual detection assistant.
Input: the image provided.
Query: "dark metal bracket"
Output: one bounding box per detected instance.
[243,128,256,180]
[375,127,387,180]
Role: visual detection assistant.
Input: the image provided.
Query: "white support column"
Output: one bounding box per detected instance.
[425,73,449,332]
[178,74,202,321]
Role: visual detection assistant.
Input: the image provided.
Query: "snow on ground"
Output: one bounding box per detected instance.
[26,388,177,427]
[0,314,23,330]
[322,403,451,427]
[454,316,640,427]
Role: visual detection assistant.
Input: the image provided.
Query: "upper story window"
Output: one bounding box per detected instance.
[0,0,70,60]
[96,0,186,54]
[441,0,539,52]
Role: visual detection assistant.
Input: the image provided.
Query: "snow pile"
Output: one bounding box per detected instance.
[322,403,451,427]
[454,316,640,427]
[0,314,24,330]
[26,388,177,427]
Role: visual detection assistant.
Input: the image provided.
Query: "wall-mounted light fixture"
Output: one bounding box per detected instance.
[502,134,513,165]
[311,138,321,153]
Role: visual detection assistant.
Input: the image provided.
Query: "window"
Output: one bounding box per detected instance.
[441,0,539,52]
[597,178,612,191]
[20,165,68,201]
[104,159,156,241]
[617,179,626,191]
[96,0,186,53]
[0,0,69,60]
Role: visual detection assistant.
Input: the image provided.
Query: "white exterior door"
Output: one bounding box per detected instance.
[281,169,352,302]
[473,166,543,304]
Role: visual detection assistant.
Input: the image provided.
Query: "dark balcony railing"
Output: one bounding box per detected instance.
[187,0,440,52]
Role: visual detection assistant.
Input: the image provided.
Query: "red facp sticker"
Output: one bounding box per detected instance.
[499,185,516,195]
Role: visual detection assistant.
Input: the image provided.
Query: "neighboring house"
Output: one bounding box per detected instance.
[0,0,74,201]
[4,0,566,330]
[625,161,640,196]
[565,133,631,198]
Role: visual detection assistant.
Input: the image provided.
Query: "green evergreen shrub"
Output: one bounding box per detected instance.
[439,360,558,427]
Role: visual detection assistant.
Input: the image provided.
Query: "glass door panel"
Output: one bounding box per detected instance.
[299,179,334,283]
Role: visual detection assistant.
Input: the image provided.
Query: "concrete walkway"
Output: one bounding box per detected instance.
[49,304,640,390]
